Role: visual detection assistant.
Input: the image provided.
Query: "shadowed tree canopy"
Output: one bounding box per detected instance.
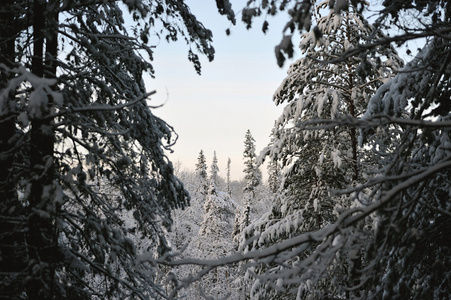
[0,0,235,299]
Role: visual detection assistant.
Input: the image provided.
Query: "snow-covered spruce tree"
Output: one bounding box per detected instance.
[195,149,209,202]
[266,159,281,194]
[226,157,232,195]
[199,183,236,243]
[164,165,208,300]
[166,166,241,299]
[243,129,262,198]
[266,125,282,194]
[0,0,236,298]
[165,173,204,300]
[196,181,237,299]
[244,2,402,299]
[232,1,451,299]
[210,150,220,186]
[233,130,262,245]
[168,169,203,252]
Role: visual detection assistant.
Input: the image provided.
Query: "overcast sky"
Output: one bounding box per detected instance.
[145,1,299,181]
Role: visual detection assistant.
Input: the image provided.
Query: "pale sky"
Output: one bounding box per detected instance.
[145,1,300,181]
[140,1,416,182]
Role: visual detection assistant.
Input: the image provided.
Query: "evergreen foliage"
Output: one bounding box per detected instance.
[243,1,403,298]
[3,0,451,299]
[266,125,282,194]
[358,36,451,300]
[235,1,451,299]
[226,157,232,195]
[0,0,230,298]
[195,149,208,201]
[232,130,262,246]
[168,165,241,299]
[160,1,451,299]
[243,129,262,197]
[210,151,220,186]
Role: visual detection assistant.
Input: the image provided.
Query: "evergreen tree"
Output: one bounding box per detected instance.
[165,169,206,300]
[197,182,236,299]
[199,182,236,237]
[167,168,242,299]
[0,0,235,298]
[226,157,232,195]
[245,2,401,298]
[195,149,208,201]
[233,130,262,249]
[232,200,250,246]
[266,159,281,194]
[266,125,282,194]
[357,37,451,300]
[243,129,262,198]
[210,151,220,186]
[235,1,451,299]
[349,3,451,297]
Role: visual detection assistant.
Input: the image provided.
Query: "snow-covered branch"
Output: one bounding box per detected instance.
[297,114,451,130]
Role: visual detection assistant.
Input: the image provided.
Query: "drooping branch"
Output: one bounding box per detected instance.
[297,114,451,131]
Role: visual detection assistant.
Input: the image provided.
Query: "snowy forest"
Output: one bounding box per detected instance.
[1,0,451,299]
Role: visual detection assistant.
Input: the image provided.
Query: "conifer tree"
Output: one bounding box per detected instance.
[267,159,281,194]
[0,0,236,297]
[266,125,282,194]
[233,130,261,247]
[210,151,219,186]
[357,35,451,300]
[226,157,232,195]
[243,129,262,198]
[241,129,261,235]
[195,150,209,201]
[245,2,402,298]
[197,182,236,299]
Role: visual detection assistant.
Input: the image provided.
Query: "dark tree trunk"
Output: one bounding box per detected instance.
[27,0,59,298]
[0,3,18,207]
[0,2,27,298]
[0,2,18,218]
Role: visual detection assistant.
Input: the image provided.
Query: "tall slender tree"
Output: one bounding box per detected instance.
[266,125,281,194]
[226,157,232,195]
[195,150,208,202]
[210,151,219,186]
[243,129,261,198]
[233,130,261,248]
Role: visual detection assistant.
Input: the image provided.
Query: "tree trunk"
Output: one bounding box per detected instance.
[346,13,359,182]
[0,2,28,298]
[27,0,59,298]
